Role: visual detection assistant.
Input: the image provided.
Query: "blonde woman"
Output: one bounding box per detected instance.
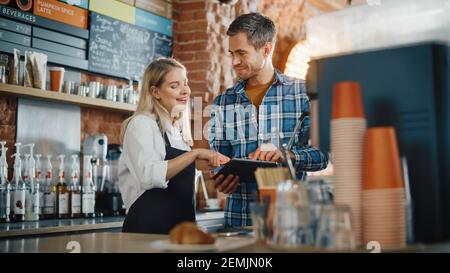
[119,58,229,234]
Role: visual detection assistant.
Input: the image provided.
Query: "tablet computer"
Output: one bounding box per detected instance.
[212,159,279,182]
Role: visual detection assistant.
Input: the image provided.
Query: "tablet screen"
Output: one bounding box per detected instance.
[212,159,279,182]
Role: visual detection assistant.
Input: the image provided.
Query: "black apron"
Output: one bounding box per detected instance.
[122,133,196,234]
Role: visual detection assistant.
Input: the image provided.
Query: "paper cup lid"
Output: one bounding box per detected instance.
[50,67,65,72]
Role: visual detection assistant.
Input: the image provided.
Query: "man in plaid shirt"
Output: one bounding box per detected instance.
[208,13,329,227]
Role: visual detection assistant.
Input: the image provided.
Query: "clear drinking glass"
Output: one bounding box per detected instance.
[250,201,268,243]
[306,178,334,242]
[315,205,355,251]
[271,180,313,248]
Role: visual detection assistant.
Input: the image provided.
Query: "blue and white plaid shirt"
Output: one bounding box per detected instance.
[208,70,329,227]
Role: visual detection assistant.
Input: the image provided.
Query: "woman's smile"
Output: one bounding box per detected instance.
[176,97,189,104]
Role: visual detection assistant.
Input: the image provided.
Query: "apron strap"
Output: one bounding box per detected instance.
[156,118,171,147]
[163,132,171,147]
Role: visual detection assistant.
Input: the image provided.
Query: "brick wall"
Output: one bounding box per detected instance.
[80,108,130,146]
[172,0,210,103]
[80,72,132,146]
[259,0,323,68]
[0,96,17,178]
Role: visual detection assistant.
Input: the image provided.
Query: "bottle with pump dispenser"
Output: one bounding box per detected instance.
[23,144,39,221]
[0,141,10,223]
[23,154,30,184]
[56,155,69,219]
[43,155,55,219]
[0,142,7,179]
[35,154,44,217]
[70,155,81,218]
[12,143,26,222]
[23,154,32,221]
[8,149,15,222]
[82,155,95,218]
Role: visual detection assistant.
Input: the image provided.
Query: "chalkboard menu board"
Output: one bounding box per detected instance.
[88,12,173,79]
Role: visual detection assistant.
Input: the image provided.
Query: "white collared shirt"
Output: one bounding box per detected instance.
[118,114,191,210]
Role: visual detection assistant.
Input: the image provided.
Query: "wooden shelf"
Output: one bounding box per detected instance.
[0,83,137,113]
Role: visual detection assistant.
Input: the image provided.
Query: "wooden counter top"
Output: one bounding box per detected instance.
[0,230,448,253]
[0,217,125,238]
[0,231,256,253]
[0,211,225,238]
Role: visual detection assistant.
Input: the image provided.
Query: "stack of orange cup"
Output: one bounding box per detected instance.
[331,81,366,246]
[362,127,406,249]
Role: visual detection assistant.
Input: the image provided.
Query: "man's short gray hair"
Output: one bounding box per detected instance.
[227,12,276,49]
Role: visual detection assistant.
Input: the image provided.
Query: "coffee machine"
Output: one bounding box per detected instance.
[83,136,125,216]
[106,144,125,216]
[83,134,108,161]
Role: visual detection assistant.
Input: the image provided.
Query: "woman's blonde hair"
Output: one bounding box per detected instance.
[120,58,193,146]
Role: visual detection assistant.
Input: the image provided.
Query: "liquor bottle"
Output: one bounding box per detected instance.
[43,155,55,220]
[69,155,81,218]
[23,154,32,221]
[56,155,69,219]
[23,144,39,221]
[12,143,25,222]
[82,156,95,218]
[35,154,44,218]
